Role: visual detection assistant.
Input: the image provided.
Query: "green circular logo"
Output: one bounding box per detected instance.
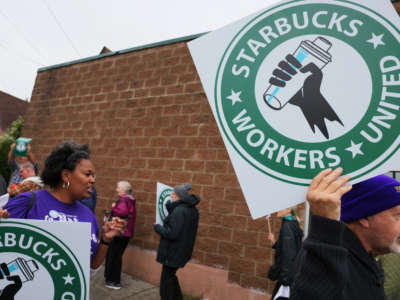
[15,142,27,153]
[216,0,400,185]
[0,221,87,299]
[158,188,172,222]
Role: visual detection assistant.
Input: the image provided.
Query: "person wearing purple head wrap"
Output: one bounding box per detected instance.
[290,168,400,300]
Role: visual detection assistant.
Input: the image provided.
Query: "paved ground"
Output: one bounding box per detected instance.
[90,266,160,300]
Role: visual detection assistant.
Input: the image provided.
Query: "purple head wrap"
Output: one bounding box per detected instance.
[341,174,400,222]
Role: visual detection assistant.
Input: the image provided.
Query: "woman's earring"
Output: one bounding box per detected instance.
[62,181,70,189]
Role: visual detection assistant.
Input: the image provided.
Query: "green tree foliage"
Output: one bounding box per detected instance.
[0,116,24,184]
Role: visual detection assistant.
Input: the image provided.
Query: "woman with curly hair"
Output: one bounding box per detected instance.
[0,141,125,270]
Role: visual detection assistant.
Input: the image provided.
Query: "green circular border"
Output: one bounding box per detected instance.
[215,0,400,185]
[158,188,172,222]
[0,220,87,299]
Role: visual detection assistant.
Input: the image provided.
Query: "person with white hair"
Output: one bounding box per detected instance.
[7,143,38,187]
[104,180,136,290]
[1,174,44,208]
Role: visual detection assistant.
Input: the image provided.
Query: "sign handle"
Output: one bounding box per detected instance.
[266,214,271,233]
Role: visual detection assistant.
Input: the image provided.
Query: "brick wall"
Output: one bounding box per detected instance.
[0,91,28,134]
[23,39,303,293]
[394,1,400,14]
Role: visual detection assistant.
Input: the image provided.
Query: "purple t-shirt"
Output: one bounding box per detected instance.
[4,189,99,260]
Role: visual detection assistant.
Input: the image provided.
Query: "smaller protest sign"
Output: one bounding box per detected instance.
[156,182,173,225]
[13,137,32,157]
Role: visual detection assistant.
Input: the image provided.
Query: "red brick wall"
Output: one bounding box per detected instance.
[23,40,300,293]
[394,1,400,14]
[0,91,28,133]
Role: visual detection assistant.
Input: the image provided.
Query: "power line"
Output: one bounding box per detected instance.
[42,0,81,58]
[0,41,44,67]
[0,8,47,65]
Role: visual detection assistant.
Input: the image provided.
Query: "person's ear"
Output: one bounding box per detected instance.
[359,217,370,228]
[61,170,71,184]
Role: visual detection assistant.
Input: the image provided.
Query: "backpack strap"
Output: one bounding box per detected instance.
[24,191,36,219]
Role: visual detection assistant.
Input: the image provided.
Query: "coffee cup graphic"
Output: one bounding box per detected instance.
[2,258,39,283]
[263,36,332,110]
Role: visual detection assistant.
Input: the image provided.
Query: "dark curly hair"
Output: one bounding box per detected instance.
[41,141,91,189]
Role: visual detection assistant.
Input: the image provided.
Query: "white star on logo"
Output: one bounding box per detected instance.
[367,33,385,49]
[63,274,75,285]
[345,141,364,158]
[226,90,243,106]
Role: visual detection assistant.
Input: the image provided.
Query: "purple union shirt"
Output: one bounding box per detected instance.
[4,189,99,261]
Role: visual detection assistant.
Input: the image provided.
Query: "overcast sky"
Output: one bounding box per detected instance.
[0,0,280,101]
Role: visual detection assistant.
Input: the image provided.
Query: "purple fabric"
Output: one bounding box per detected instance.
[111,194,136,238]
[4,189,99,260]
[341,175,400,222]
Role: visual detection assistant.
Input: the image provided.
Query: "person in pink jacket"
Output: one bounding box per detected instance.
[104,181,136,289]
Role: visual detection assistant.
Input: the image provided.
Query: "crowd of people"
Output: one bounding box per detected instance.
[0,140,200,300]
[1,139,400,300]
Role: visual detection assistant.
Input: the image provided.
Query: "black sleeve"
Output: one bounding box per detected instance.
[290,216,348,300]
[0,176,6,195]
[153,207,184,240]
[278,222,298,285]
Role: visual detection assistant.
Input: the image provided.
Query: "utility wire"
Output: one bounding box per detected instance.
[42,0,81,58]
[0,8,47,65]
[0,41,44,66]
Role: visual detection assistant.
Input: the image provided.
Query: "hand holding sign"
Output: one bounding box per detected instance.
[13,138,32,157]
[267,232,276,245]
[0,209,9,219]
[306,168,352,221]
[0,263,22,300]
[102,217,127,241]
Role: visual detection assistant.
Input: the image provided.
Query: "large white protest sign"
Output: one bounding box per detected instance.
[156,182,173,225]
[0,219,90,299]
[188,0,400,218]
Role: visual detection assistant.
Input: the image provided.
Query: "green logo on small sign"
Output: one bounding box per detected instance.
[216,0,400,185]
[158,188,172,222]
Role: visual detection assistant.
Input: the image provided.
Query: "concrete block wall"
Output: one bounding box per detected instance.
[23,39,297,294]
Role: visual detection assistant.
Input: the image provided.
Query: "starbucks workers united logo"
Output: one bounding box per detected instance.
[158,188,172,222]
[0,221,87,300]
[216,0,400,185]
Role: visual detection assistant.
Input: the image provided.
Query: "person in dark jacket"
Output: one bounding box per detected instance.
[0,175,6,196]
[267,208,303,300]
[80,186,97,213]
[154,182,200,300]
[291,168,400,300]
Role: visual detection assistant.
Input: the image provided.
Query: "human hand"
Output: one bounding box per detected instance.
[153,223,162,234]
[268,53,343,139]
[306,168,352,221]
[0,208,9,219]
[102,217,126,241]
[0,263,22,300]
[268,54,303,88]
[267,232,276,244]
